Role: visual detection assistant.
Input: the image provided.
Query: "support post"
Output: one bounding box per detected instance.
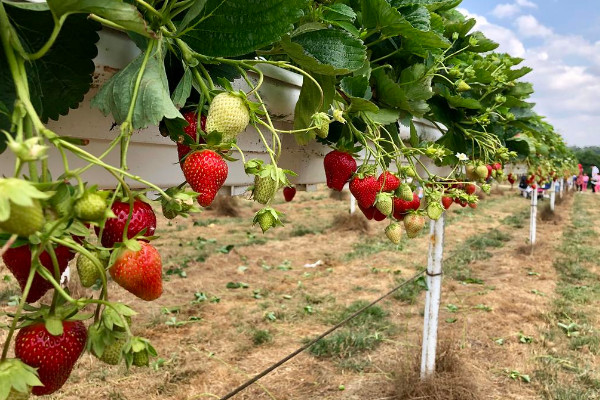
[530,188,538,245]
[350,194,356,214]
[560,178,564,199]
[550,180,556,212]
[420,214,445,380]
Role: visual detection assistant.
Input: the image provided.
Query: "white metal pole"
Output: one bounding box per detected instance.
[550,180,556,212]
[560,178,564,199]
[530,188,537,245]
[420,214,445,379]
[350,194,356,214]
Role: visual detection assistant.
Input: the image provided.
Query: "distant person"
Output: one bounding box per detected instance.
[583,173,589,191]
[593,165,599,176]
[577,173,584,191]
[592,174,599,193]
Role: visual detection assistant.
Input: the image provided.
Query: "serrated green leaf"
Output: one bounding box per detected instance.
[181,0,307,57]
[372,65,432,117]
[340,76,372,100]
[0,4,100,149]
[361,0,450,53]
[281,29,367,76]
[391,0,462,11]
[322,4,356,22]
[363,109,400,125]
[91,44,183,129]
[398,5,430,31]
[434,84,481,109]
[506,135,536,156]
[466,31,499,53]
[46,0,151,37]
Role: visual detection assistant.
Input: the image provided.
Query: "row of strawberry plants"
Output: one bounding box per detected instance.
[0,0,576,398]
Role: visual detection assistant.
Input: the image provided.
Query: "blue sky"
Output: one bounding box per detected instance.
[458,0,600,147]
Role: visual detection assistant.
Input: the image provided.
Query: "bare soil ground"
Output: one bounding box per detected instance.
[1,187,593,400]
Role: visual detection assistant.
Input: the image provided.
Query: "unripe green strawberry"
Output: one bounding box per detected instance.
[403,166,417,178]
[253,175,277,205]
[385,223,403,244]
[98,338,126,365]
[427,202,444,220]
[456,80,471,92]
[398,184,413,201]
[465,164,478,180]
[375,193,393,216]
[475,165,489,180]
[132,351,149,367]
[74,193,107,221]
[76,253,105,288]
[0,200,44,237]
[404,214,425,238]
[256,211,275,233]
[311,112,330,139]
[205,92,250,142]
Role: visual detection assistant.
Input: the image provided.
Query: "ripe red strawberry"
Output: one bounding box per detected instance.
[183,150,228,207]
[2,245,71,303]
[465,183,476,195]
[324,150,357,191]
[486,164,493,179]
[492,162,502,171]
[373,208,387,222]
[109,241,163,301]
[97,199,156,248]
[283,186,296,202]
[15,320,87,396]
[405,193,421,211]
[358,204,375,220]
[377,171,400,192]
[349,175,379,209]
[392,197,408,220]
[442,196,453,210]
[177,111,206,165]
[469,203,478,209]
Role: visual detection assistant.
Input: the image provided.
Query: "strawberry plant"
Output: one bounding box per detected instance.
[0,0,578,396]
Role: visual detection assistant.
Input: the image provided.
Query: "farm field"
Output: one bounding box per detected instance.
[3,186,598,400]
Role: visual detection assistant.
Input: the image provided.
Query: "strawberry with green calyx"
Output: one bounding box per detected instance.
[404,213,425,238]
[0,178,49,237]
[87,303,136,361]
[481,183,491,194]
[283,186,296,202]
[375,192,393,216]
[349,165,379,209]
[125,337,157,368]
[397,183,413,201]
[177,111,207,166]
[109,241,163,301]
[253,207,284,233]
[245,160,296,205]
[311,112,331,139]
[158,187,202,220]
[385,222,403,244]
[205,91,250,142]
[0,359,42,400]
[456,80,471,92]
[98,335,128,365]
[15,320,87,396]
[427,202,444,220]
[183,149,229,207]
[324,149,357,191]
[2,244,72,303]
[465,183,477,195]
[73,188,110,222]
[378,171,401,192]
[76,251,107,288]
[96,198,156,248]
[465,164,478,181]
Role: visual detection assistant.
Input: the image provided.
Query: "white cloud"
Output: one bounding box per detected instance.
[492,0,537,19]
[461,7,600,146]
[516,15,552,38]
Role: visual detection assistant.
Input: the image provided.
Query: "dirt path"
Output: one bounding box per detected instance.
[0,187,582,400]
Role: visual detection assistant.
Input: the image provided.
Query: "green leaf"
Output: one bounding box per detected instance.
[466,31,499,53]
[361,0,450,52]
[293,74,336,145]
[409,120,419,147]
[508,82,534,97]
[281,29,367,76]
[391,0,462,11]
[398,5,431,31]
[322,4,356,22]
[434,84,481,109]
[372,64,433,117]
[178,0,208,31]
[181,0,307,57]
[91,45,183,129]
[506,135,536,156]
[340,76,372,100]
[363,109,400,125]
[171,67,193,109]
[0,4,100,151]
[46,0,151,37]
